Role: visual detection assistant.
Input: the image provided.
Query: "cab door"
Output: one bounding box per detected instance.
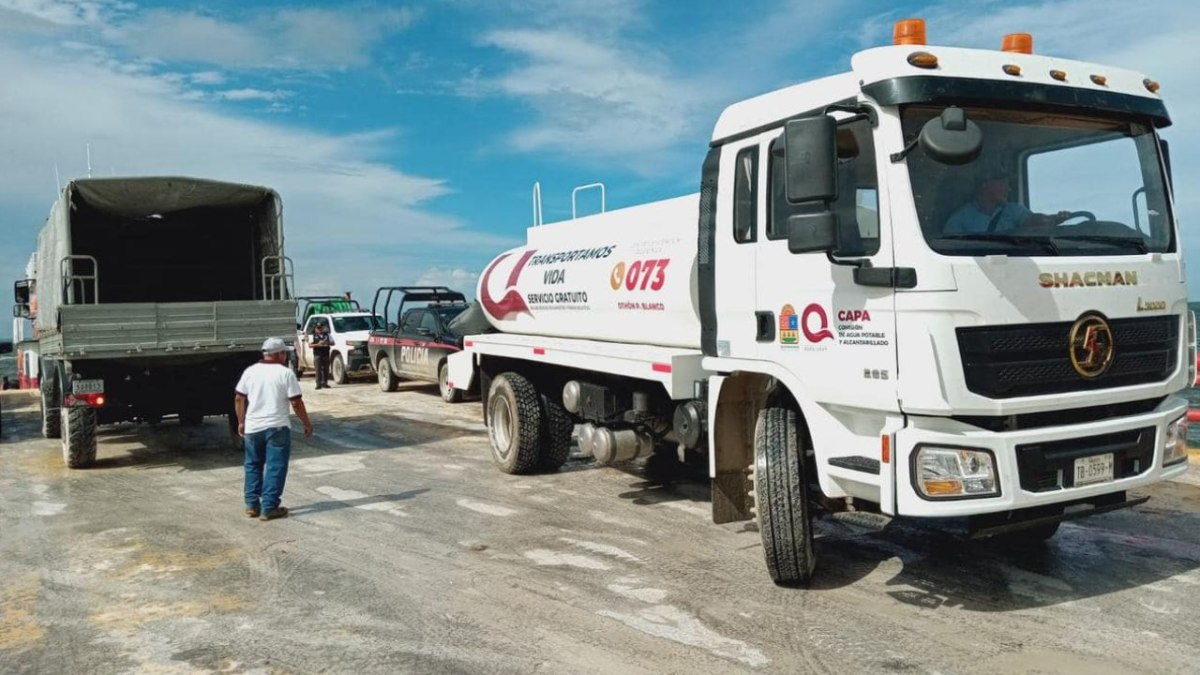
[394,309,428,379]
[300,317,318,368]
[753,114,899,436]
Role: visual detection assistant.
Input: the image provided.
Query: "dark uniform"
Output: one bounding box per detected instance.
[312,324,334,389]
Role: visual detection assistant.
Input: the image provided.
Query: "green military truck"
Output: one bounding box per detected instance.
[14,177,296,467]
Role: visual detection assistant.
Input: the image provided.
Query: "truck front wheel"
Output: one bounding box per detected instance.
[753,406,816,586]
[487,373,543,474]
[61,406,98,468]
[40,383,62,439]
[331,353,348,385]
[377,357,399,392]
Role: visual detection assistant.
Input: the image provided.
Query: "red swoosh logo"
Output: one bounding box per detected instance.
[481,250,536,321]
[801,304,834,342]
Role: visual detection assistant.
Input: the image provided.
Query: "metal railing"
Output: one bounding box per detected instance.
[60,255,99,305]
[261,255,294,301]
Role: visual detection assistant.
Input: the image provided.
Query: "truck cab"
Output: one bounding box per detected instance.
[368,286,470,402]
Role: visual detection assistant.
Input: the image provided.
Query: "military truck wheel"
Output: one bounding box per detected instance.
[61,406,98,469]
[537,393,574,471]
[41,383,62,439]
[753,406,816,586]
[487,373,543,474]
[331,354,348,385]
[377,357,399,392]
[439,362,462,403]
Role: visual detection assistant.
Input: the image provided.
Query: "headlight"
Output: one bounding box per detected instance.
[914,446,999,499]
[1187,311,1196,386]
[1164,415,1189,466]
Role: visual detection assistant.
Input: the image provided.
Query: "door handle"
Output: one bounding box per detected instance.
[755,311,775,343]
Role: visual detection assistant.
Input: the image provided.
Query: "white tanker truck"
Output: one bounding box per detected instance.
[447,20,1193,585]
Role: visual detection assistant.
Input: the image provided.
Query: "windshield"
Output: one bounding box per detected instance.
[903,106,1173,257]
[332,316,378,332]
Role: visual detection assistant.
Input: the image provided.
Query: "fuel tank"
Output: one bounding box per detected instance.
[477,194,701,349]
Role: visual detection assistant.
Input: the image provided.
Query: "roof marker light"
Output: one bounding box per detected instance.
[907,51,939,69]
[1091,74,1108,86]
[1001,33,1033,54]
[1144,78,1161,93]
[1002,64,1022,76]
[1050,69,1067,81]
[893,18,927,46]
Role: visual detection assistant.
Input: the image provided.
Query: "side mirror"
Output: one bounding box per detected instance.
[788,213,839,254]
[14,279,31,305]
[784,116,837,203]
[919,107,982,165]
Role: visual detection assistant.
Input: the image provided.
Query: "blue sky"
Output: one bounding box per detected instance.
[1,0,1198,339]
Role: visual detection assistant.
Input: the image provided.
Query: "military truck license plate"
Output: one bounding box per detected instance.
[1074,453,1114,487]
[72,379,104,394]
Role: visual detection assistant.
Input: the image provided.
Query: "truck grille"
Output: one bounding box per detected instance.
[956,316,1178,399]
[1015,427,1155,492]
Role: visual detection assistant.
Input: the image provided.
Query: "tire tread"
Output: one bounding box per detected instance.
[754,407,815,586]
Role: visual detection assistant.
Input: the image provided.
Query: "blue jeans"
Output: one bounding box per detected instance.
[244,426,292,513]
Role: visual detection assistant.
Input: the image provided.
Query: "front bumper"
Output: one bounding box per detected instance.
[894,395,1189,518]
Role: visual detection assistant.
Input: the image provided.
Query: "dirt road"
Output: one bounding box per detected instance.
[2,384,1199,674]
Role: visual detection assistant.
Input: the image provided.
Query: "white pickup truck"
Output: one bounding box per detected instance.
[293,298,378,385]
[451,19,1192,585]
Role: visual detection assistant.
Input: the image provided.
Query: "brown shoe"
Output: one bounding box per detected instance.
[259,507,289,521]
[245,507,260,518]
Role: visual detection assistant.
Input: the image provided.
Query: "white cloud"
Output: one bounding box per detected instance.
[107,6,419,70]
[218,88,292,102]
[414,267,480,289]
[0,0,127,27]
[189,70,225,86]
[475,28,710,173]
[0,40,510,315]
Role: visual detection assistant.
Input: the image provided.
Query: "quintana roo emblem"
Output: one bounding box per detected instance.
[481,250,537,321]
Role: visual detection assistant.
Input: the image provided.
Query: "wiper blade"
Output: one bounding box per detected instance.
[1051,234,1148,253]
[938,233,1058,254]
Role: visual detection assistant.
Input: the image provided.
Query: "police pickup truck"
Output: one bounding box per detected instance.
[368,287,471,402]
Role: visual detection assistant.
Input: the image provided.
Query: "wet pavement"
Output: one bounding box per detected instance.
[1,385,1199,674]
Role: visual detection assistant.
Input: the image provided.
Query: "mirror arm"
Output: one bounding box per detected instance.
[823,103,878,127]
[890,138,918,163]
[826,252,868,268]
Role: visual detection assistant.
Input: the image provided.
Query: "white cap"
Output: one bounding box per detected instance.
[261,337,294,353]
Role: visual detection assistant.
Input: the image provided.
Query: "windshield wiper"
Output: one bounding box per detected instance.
[1050,234,1148,254]
[938,233,1058,254]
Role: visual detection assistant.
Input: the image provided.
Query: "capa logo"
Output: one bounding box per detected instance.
[837,310,872,322]
[801,304,834,343]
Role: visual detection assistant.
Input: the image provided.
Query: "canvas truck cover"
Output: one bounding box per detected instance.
[35,177,283,334]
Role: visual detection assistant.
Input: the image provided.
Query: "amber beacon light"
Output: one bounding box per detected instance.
[1001,32,1033,54]
[893,18,927,45]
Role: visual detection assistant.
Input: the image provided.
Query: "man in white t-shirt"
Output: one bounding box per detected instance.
[235,337,314,521]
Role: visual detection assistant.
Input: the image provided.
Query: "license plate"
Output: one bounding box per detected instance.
[1074,453,1114,487]
[72,379,104,394]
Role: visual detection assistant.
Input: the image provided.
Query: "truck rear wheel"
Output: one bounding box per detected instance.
[40,384,62,439]
[753,406,816,586]
[377,357,399,392]
[61,406,98,468]
[331,354,348,385]
[439,362,463,403]
[537,393,574,471]
[487,372,542,474]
